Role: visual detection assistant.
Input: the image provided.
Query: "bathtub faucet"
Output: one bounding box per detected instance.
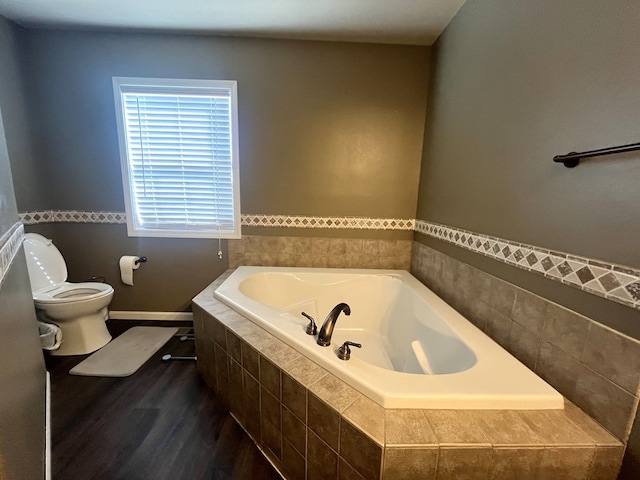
[317,303,351,347]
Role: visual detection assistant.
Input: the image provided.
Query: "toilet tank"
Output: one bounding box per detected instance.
[22,233,68,292]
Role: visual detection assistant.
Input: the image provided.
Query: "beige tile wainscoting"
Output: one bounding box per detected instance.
[193,271,623,480]
[411,242,640,444]
[228,236,413,270]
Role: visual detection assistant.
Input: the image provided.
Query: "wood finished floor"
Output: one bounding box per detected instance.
[45,321,281,480]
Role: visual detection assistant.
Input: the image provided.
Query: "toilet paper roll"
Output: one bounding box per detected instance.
[119,255,140,286]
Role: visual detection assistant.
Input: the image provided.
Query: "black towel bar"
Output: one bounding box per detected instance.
[554,142,640,168]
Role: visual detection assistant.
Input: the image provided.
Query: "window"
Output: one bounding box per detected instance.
[113,77,241,238]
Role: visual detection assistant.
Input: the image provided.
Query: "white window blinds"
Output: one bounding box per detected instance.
[113,78,240,238]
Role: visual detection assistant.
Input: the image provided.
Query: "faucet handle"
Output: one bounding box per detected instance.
[301,312,317,335]
[337,341,362,361]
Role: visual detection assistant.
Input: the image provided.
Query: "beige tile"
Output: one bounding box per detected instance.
[312,255,330,268]
[379,240,408,257]
[574,365,638,441]
[464,298,492,331]
[328,255,349,268]
[216,308,248,328]
[307,430,338,480]
[362,239,380,256]
[489,447,542,480]
[423,410,490,446]
[581,322,640,395]
[214,343,229,380]
[282,373,307,422]
[345,239,364,256]
[486,277,517,317]
[329,238,347,255]
[276,253,297,267]
[259,355,281,399]
[195,336,216,388]
[311,238,331,256]
[465,410,540,446]
[228,359,244,420]
[345,253,369,269]
[277,236,297,255]
[243,369,260,405]
[261,415,282,460]
[542,303,590,359]
[516,410,594,446]
[294,237,313,255]
[436,447,493,480]
[282,355,327,387]
[563,402,622,446]
[252,335,301,366]
[226,317,263,337]
[293,253,314,267]
[226,330,242,363]
[535,341,581,399]
[244,235,263,253]
[308,373,360,412]
[507,322,541,370]
[343,396,384,445]
[227,237,245,254]
[339,419,382,480]
[205,316,227,347]
[378,256,407,270]
[385,409,438,446]
[242,343,260,379]
[338,458,366,480]
[382,447,437,480]
[588,446,625,480]
[282,406,306,455]
[282,439,306,480]
[484,309,512,348]
[308,393,340,450]
[260,387,281,430]
[511,290,548,334]
[538,447,594,480]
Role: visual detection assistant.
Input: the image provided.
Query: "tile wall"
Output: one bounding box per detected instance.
[193,271,624,480]
[228,235,412,270]
[411,241,640,442]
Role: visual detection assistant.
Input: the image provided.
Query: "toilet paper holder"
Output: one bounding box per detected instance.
[135,256,147,265]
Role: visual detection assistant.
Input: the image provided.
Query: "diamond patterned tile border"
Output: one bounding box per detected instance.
[19,211,416,231]
[415,219,640,311]
[0,222,25,288]
[19,210,127,224]
[17,210,640,311]
[241,214,415,230]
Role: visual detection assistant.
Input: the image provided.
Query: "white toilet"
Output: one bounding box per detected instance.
[23,233,114,356]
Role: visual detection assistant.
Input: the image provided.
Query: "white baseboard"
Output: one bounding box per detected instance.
[108,311,194,321]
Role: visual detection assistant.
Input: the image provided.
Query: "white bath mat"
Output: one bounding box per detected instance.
[69,326,178,377]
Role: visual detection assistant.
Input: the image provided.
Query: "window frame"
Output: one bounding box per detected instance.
[112,76,241,239]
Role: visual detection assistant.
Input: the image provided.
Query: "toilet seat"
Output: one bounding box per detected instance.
[23,232,115,356]
[33,281,114,305]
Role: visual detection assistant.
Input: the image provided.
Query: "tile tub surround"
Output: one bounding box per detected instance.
[193,271,623,480]
[228,235,413,270]
[411,241,640,443]
[415,220,640,312]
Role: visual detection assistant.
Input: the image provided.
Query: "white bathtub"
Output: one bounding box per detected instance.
[214,266,563,409]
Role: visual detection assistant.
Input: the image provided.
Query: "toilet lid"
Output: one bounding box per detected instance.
[23,233,68,292]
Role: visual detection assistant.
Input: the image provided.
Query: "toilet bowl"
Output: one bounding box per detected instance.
[23,233,114,356]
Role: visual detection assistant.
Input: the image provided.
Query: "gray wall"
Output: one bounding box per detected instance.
[0,17,46,480]
[415,1,640,477]
[15,29,429,311]
[417,0,640,269]
[0,18,47,212]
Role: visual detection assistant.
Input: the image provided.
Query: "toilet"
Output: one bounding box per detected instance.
[23,233,114,356]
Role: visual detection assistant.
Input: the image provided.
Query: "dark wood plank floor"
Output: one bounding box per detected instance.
[45,321,281,480]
